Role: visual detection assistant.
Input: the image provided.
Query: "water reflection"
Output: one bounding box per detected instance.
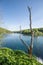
[0,34,6,47]
[0,33,43,60]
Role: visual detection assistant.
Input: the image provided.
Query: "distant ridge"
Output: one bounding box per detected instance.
[21,28,43,36]
[0,27,12,34]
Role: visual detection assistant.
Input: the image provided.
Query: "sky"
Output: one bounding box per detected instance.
[0,0,43,31]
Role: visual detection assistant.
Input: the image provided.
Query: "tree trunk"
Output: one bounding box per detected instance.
[28,6,34,58]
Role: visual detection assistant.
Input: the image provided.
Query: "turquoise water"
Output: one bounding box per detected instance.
[0,33,43,59]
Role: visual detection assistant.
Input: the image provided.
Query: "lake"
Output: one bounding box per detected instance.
[0,33,43,60]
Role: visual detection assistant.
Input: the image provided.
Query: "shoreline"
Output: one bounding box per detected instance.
[37,57,43,64]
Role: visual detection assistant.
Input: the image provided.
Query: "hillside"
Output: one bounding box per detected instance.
[0,48,42,65]
[0,27,12,34]
[22,28,43,36]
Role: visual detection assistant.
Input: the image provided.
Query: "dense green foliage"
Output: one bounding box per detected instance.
[0,27,12,34]
[0,48,42,65]
[22,28,43,36]
[0,27,43,36]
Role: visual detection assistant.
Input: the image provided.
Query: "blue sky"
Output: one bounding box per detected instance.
[0,0,43,31]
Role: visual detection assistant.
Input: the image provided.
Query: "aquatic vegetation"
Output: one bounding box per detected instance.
[0,48,42,65]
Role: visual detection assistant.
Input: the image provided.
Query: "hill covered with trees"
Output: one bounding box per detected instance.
[0,27,12,34]
[22,28,43,36]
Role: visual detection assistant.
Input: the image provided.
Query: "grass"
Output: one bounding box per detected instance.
[0,48,43,65]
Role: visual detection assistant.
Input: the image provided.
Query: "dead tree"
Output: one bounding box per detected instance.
[20,6,34,59]
[19,25,22,38]
[28,6,34,58]
[19,25,30,51]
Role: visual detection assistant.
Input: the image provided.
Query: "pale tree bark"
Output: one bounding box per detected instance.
[20,6,34,59]
[28,6,34,58]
